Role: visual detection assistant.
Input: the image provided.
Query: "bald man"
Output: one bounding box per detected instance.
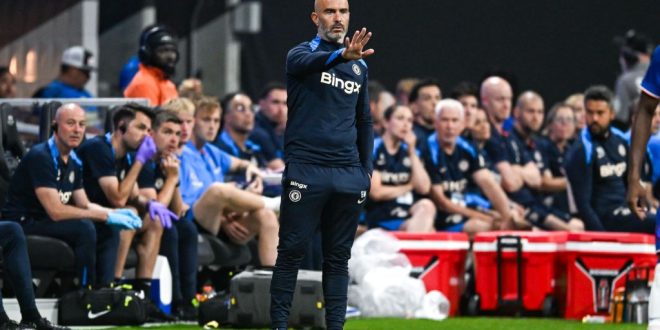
[1,103,141,290]
[481,76,513,134]
[509,91,584,231]
[270,0,374,328]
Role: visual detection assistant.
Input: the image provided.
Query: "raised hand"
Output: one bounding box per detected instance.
[342,28,375,60]
[161,154,180,179]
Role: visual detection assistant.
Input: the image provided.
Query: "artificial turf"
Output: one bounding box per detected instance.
[106,317,646,330]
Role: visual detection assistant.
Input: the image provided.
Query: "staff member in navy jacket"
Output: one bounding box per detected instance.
[269,0,374,329]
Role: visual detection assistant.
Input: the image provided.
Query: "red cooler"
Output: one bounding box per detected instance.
[472,231,566,316]
[391,232,470,316]
[560,232,656,320]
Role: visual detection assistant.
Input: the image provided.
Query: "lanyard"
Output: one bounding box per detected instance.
[47,137,61,172]
[220,130,240,157]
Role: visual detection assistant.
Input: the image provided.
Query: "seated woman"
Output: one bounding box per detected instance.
[536,103,577,214]
[365,105,436,232]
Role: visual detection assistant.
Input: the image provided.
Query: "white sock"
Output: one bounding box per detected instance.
[262,196,281,212]
[649,263,660,329]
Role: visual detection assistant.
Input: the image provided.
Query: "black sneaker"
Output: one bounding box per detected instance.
[0,319,20,330]
[173,304,198,322]
[18,318,69,330]
[144,300,176,323]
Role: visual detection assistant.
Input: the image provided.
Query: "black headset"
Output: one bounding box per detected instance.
[138,25,178,64]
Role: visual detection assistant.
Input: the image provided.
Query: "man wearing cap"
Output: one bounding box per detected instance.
[34,46,95,98]
[124,25,179,106]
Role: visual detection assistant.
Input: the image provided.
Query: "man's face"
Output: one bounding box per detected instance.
[312,0,350,43]
[516,98,545,133]
[413,85,441,123]
[458,95,478,129]
[226,94,255,135]
[435,106,465,146]
[585,99,614,137]
[153,121,181,156]
[177,112,195,143]
[122,112,152,150]
[194,108,221,143]
[55,105,86,149]
[153,44,178,74]
[259,89,287,125]
[70,68,90,89]
[483,83,513,123]
[0,72,17,98]
[652,104,660,135]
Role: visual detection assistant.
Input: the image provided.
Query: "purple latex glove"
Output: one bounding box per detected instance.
[147,200,179,229]
[135,135,157,164]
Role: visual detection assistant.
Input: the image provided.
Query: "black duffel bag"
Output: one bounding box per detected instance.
[58,288,147,326]
[198,292,231,327]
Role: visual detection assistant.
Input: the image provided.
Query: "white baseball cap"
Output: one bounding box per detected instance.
[61,46,96,71]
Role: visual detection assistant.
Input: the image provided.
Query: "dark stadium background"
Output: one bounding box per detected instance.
[238,0,659,105]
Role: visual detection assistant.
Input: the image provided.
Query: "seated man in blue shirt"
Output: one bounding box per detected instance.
[565,85,654,233]
[180,97,280,266]
[34,46,94,98]
[2,103,141,290]
[423,99,514,235]
[215,92,273,182]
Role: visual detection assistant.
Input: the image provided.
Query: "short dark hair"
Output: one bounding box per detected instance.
[0,66,9,76]
[153,110,182,131]
[368,80,386,103]
[408,79,441,103]
[583,85,614,110]
[112,103,156,131]
[450,81,479,100]
[221,91,250,116]
[258,82,286,101]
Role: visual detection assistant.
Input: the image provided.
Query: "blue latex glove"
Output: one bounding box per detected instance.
[107,211,138,230]
[115,208,143,230]
[147,200,179,229]
[135,136,157,164]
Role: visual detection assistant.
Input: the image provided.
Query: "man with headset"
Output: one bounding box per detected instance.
[124,25,179,106]
[1,104,141,324]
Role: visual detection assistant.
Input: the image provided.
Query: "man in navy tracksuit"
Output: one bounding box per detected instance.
[564,85,654,232]
[269,0,374,328]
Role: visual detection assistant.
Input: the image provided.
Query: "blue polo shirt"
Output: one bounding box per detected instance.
[179,141,232,206]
